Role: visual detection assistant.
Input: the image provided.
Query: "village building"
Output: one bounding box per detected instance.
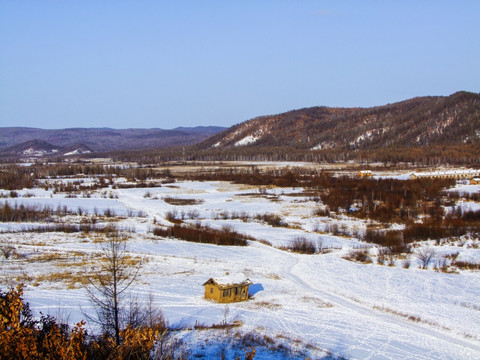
[409,169,480,180]
[470,178,480,185]
[203,273,252,303]
[358,170,373,177]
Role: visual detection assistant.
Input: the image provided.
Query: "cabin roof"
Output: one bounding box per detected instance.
[203,273,252,288]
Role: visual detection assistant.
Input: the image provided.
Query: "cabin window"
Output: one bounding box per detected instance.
[223,289,231,297]
[210,287,213,294]
[235,287,241,295]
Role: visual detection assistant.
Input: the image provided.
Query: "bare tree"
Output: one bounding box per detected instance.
[124,292,167,331]
[416,246,437,269]
[0,243,16,259]
[85,233,141,344]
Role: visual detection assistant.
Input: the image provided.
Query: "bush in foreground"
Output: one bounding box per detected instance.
[0,285,180,360]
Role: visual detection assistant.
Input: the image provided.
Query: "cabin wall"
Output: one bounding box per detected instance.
[204,284,223,302]
[204,284,249,303]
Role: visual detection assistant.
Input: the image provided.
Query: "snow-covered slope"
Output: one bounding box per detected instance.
[1,180,480,359]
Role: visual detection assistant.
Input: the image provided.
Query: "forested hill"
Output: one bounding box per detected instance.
[200,91,480,151]
[190,91,480,164]
[0,126,225,155]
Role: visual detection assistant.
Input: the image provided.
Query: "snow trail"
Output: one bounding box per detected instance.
[249,242,480,358]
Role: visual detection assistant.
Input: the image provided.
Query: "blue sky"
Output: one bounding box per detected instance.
[1,1,479,129]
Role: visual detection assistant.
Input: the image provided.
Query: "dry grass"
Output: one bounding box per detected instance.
[28,251,67,263]
[33,271,89,288]
[373,305,451,331]
[55,258,93,268]
[266,273,281,280]
[251,300,282,310]
[15,272,34,283]
[256,239,273,246]
[301,296,333,308]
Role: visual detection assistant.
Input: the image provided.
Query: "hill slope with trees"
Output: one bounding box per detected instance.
[187,91,479,164]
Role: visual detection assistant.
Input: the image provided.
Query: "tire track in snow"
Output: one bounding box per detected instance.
[252,241,480,356]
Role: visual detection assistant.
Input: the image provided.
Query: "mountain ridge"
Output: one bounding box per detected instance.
[198,91,480,152]
[2,91,479,164]
[0,126,226,155]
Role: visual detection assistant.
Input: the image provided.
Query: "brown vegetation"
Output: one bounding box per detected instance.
[153,223,249,246]
[109,91,480,166]
[343,249,372,264]
[285,237,317,254]
[162,197,203,206]
[0,285,177,360]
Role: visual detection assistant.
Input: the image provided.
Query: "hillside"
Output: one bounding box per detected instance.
[0,126,225,156]
[191,91,480,164]
[201,91,480,150]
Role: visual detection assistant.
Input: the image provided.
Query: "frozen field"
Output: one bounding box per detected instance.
[1,180,480,359]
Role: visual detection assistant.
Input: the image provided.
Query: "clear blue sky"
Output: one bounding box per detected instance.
[1,1,479,129]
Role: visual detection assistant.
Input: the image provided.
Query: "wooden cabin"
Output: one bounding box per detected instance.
[203,273,252,303]
[358,170,373,178]
[470,178,480,185]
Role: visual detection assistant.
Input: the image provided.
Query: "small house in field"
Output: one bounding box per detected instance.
[358,170,373,178]
[203,273,252,303]
[470,178,480,185]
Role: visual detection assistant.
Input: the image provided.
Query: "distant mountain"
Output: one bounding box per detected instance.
[62,144,93,156]
[0,126,226,156]
[2,139,93,158]
[199,91,480,153]
[5,139,61,157]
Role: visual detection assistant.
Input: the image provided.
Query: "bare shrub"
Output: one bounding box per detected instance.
[453,260,480,271]
[103,208,116,218]
[255,213,287,227]
[416,247,437,269]
[377,247,387,265]
[316,238,324,253]
[187,209,200,219]
[0,244,16,259]
[344,249,372,264]
[152,224,249,246]
[165,209,180,223]
[312,222,322,232]
[287,237,317,254]
[328,223,339,236]
[137,210,147,217]
[314,206,330,217]
[0,202,56,222]
[163,197,203,206]
[125,293,167,332]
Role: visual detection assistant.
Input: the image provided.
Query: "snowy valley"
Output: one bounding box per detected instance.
[1,162,480,359]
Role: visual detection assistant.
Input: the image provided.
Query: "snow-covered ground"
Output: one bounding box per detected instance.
[1,179,480,359]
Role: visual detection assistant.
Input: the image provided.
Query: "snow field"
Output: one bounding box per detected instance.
[1,179,480,359]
